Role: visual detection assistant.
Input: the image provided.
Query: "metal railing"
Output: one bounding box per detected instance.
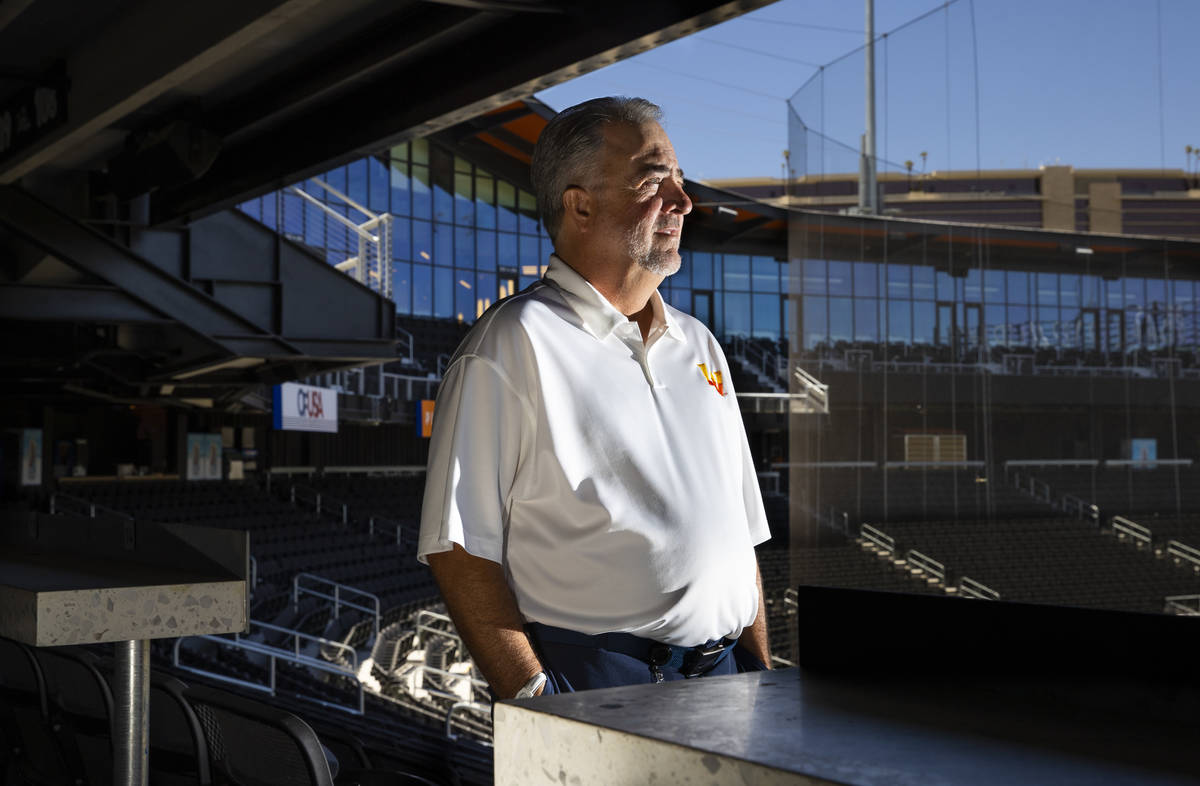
[1111,516,1152,547]
[172,621,365,714]
[289,485,349,524]
[368,514,414,548]
[49,492,133,522]
[1166,540,1200,571]
[859,524,895,555]
[905,550,946,585]
[958,576,1001,601]
[1061,494,1100,524]
[293,573,381,638]
[1163,595,1200,616]
[287,177,393,300]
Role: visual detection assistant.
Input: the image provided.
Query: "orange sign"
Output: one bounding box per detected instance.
[418,399,436,438]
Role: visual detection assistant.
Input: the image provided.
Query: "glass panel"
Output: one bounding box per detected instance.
[412,220,432,263]
[412,263,432,316]
[691,252,713,289]
[1007,304,1031,346]
[519,234,540,271]
[517,190,539,234]
[673,251,692,289]
[369,155,389,212]
[431,148,454,223]
[1037,306,1059,348]
[725,292,751,337]
[347,159,367,206]
[454,172,474,225]
[391,217,411,261]
[983,269,1004,303]
[1146,277,1166,308]
[454,155,472,174]
[752,256,780,293]
[803,295,827,349]
[963,268,982,302]
[304,201,324,247]
[1007,270,1029,304]
[854,262,878,297]
[433,222,452,266]
[828,261,852,296]
[854,298,878,342]
[1081,274,1101,307]
[803,259,827,295]
[455,271,474,323]
[434,266,453,318]
[392,262,411,314]
[913,300,936,345]
[693,292,712,327]
[411,138,429,166]
[912,266,935,300]
[887,299,911,344]
[411,165,431,219]
[475,175,495,229]
[936,271,956,301]
[1059,274,1081,308]
[985,304,1006,348]
[476,273,496,318]
[476,229,496,271]
[389,161,411,216]
[390,142,409,162]
[752,293,780,340]
[1105,279,1123,308]
[724,254,750,291]
[887,263,911,299]
[455,226,474,268]
[498,232,518,269]
[1036,272,1058,306]
[496,181,517,231]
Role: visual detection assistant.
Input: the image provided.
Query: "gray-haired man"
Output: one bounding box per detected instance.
[418,97,771,698]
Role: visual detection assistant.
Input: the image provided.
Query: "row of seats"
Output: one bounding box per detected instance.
[1031,467,1200,518]
[0,637,448,785]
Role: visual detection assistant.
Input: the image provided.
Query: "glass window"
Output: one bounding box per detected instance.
[454,172,474,225]
[752,294,780,340]
[1081,274,1101,307]
[1036,272,1058,306]
[497,181,517,231]
[240,198,261,222]
[540,234,554,265]
[323,165,347,194]
[455,226,474,268]
[347,159,367,206]
[412,165,431,219]
[936,271,956,301]
[673,252,692,289]
[1007,271,1029,304]
[455,271,474,323]
[983,270,1004,303]
[1171,279,1194,306]
[412,220,432,263]
[1105,279,1123,308]
[519,234,539,270]
[828,261,852,296]
[752,256,780,293]
[435,266,453,318]
[913,301,936,345]
[724,254,750,290]
[1059,274,1081,308]
[392,262,411,314]
[412,264,432,316]
[803,296,827,349]
[390,161,411,216]
[432,148,454,223]
[912,266,935,300]
[411,138,429,166]
[887,264,911,299]
[887,299,911,343]
[304,201,324,247]
[1037,306,1059,348]
[985,304,1006,348]
[433,222,452,266]
[391,142,409,162]
[476,229,496,271]
[963,268,982,302]
[498,232,518,269]
[1146,277,1166,307]
[369,155,389,213]
[854,262,878,298]
[725,292,751,337]
[517,190,539,234]
[691,252,713,289]
[829,297,853,344]
[1007,304,1030,346]
[391,217,411,261]
[454,155,472,174]
[476,273,496,318]
[854,298,878,342]
[804,259,827,295]
[475,175,495,229]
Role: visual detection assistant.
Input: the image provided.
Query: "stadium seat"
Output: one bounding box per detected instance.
[150,674,213,786]
[0,637,71,785]
[35,646,114,786]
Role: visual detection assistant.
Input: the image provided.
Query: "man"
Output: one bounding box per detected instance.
[418,97,770,698]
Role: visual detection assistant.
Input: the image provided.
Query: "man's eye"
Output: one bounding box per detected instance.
[645,178,663,187]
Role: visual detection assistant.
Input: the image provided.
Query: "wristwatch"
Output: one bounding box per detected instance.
[515,671,547,698]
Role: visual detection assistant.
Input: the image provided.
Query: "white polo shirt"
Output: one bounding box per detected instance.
[418,255,770,646]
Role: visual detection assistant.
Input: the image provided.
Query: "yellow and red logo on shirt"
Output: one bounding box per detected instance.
[697,363,725,396]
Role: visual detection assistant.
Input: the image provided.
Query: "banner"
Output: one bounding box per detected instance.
[273,382,338,433]
[20,428,41,486]
[417,399,435,438]
[186,433,223,480]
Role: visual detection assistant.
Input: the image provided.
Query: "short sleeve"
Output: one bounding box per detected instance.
[417,355,531,564]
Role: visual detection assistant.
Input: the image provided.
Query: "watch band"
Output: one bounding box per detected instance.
[515,671,547,698]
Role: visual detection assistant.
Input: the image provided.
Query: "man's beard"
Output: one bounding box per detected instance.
[625,222,681,276]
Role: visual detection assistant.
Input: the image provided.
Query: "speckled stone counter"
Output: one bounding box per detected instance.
[496,668,1200,786]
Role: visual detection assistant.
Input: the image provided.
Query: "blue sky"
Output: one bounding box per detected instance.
[536,0,1200,181]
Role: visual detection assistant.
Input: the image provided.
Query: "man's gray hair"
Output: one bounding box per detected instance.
[531,96,663,242]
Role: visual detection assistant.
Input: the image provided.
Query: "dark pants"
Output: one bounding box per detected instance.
[527,623,766,695]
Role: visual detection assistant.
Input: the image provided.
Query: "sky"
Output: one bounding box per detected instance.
[536,0,1200,182]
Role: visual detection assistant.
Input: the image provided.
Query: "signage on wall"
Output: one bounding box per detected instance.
[417,399,435,438]
[20,429,42,487]
[186,433,223,480]
[0,67,68,166]
[273,382,338,433]
[1127,438,1158,468]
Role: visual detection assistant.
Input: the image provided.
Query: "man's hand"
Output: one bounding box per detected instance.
[427,543,546,698]
[737,562,772,669]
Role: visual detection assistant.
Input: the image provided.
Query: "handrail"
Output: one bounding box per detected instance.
[1061,495,1100,524]
[1163,594,1200,616]
[770,461,877,469]
[245,619,361,671]
[1166,540,1200,570]
[1105,458,1194,468]
[1111,516,1152,546]
[859,524,895,555]
[905,550,946,584]
[445,702,493,741]
[884,461,985,469]
[293,573,380,638]
[172,629,364,715]
[958,576,1001,600]
[415,610,464,650]
[369,514,414,548]
[289,484,349,524]
[1004,459,1100,468]
[793,365,829,414]
[49,492,134,521]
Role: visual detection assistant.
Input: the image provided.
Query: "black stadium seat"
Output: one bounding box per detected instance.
[0,636,72,785]
[151,674,213,786]
[35,646,114,786]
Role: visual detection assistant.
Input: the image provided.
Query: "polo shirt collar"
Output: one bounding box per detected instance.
[543,254,686,343]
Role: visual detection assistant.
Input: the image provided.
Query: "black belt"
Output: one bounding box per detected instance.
[528,622,736,680]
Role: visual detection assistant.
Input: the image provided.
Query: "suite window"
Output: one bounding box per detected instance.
[854,261,879,298]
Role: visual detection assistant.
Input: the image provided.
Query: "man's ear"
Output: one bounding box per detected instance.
[562,186,591,231]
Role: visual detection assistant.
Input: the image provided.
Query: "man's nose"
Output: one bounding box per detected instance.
[661,179,693,215]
